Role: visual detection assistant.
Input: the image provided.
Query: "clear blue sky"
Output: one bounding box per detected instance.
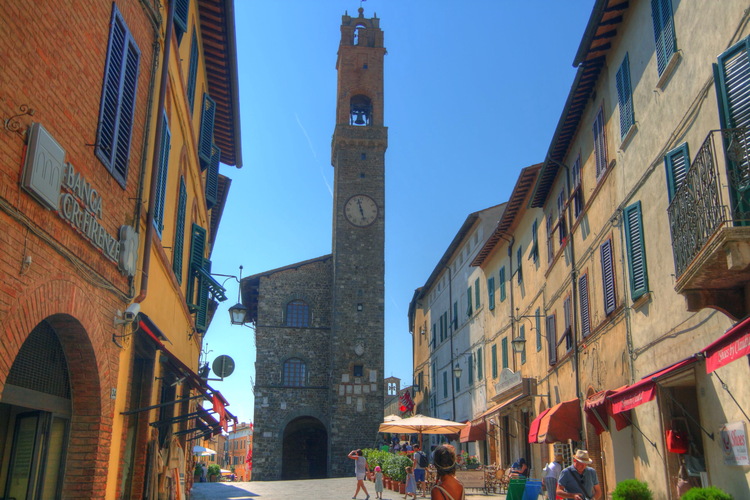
[204,1,594,425]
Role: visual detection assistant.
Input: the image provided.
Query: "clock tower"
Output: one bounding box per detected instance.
[329,7,387,475]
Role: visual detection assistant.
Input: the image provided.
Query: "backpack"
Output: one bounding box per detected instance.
[417,451,429,468]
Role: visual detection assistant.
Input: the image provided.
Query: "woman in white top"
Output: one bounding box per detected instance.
[348,449,370,500]
[543,455,564,500]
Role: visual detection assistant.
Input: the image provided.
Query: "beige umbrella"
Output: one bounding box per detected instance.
[383,414,403,422]
[379,414,466,449]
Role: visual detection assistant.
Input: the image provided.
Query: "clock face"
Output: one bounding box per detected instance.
[344,194,378,227]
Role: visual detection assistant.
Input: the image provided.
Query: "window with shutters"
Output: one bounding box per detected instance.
[283,358,306,387]
[173,177,187,284]
[563,296,573,352]
[715,36,750,131]
[453,301,458,329]
[95,4,141,187]
[442,371,448,399]
[579,274,591,338]
[546,213,555,262]
[593,106,608,179]
[546,314,557,365]
[466,287,473,317]
[491,344,498,378]
[624,202,649,300]
[557,191,567,245]
[474,278,480,309]
[186,224,226,332]
[530,219,539,263]
[651,0,676,76]
[501,337,508,369]
[499,267,507,302]
[431,362,436,389]
[206,143,220,209]
[665,143,690,202]
[519,325,526,365]
[199,93,216,169]
[455,369,460,392]
[488,276,495,310]
[153,112,171,237]
[477,347,483,380]
[601,239,616,315]
[468,352,474,385]
[186,223,206,314]
[616,53,635,139]
[187,29,199,114]
[431,323,436,350]
[571,155,584,218]
[516,246,523,284]
[535,308,542,352]
[174,0,189,44]
[286,300,309,327]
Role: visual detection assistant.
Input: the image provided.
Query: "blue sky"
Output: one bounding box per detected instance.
[205,1,594,425]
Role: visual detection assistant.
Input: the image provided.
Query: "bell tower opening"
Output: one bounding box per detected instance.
[350,94,372,126]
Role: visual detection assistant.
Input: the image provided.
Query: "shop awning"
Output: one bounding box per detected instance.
[193,445,217,456]
[478,392,528,419]
[584,389,630,434]
[609,356,698,414]
[459,420,487,443]
[703,315,750,373]
[530,398,581,443]
[527,408,550,443]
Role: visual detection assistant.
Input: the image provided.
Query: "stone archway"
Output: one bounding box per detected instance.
[281,416,328,479]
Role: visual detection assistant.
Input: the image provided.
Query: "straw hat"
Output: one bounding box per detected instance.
[573,449,593,464]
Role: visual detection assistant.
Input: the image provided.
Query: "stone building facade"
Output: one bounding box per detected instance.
[241,8,387,480]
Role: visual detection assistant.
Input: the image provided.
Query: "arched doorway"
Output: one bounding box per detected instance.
[281,417,328,479]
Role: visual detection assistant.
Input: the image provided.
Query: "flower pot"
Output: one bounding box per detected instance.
[399,482,406,494]
[467,464,479,470]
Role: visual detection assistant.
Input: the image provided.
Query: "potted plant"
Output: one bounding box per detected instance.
[207,464,221,482]
[612,479,652,500]
[466,454,480,469]
[193,463,202,482]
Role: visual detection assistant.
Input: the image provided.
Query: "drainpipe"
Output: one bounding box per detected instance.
[448,264,456,422]
[134,0,175,304]
[504,237,516,371]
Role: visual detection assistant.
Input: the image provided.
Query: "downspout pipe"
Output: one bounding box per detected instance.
[448,264,456,422]
[135,0,175,304]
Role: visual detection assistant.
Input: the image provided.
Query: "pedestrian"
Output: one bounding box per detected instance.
[509,457,528,478]
[556,449,602,500]
[412,444,428,497]
[374,466,384,499]
[347,449,370,500]
[431,444,464,500]
[200,462,207,483]
[405,466,417,499]
[542,454,563,500]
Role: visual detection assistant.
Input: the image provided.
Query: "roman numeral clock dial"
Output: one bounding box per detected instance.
[344,194,378,227]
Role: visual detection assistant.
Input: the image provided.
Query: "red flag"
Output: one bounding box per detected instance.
[212,394,227,432]
[245,445,253,471]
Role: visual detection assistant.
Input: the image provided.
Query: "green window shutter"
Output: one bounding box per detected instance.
[491,344,498,378]
[601,239,616,315]
[624,202,649,300]
[487,277,495,310]
[186,223,207,312]
[187,29,199,114]
[174,0,189,44]
[593,107,607,178]
[547,315,557,365]
[715,36,750,130]
[96,4,141,186]
[173,177,187,284]
[651,0,676,75]
[535,308,542,352]
[664,143,690,202]
[206,143,220,209]
[452,301,458,329]
[442,371,448,399]
[501,338,508,369]
[499,267,506,302]
[198,93,216,168]
[431,323,436,348]
[516,247,523,284]
[466,287,473,316]
[520,325,526,365]
[616,53,634,138]
[431,362,436,389]
[531,219,539,263]
[468,353,474,384]
[153,112,171,237]
[579,274,591,338]
[455,369,460,392]
[195,258,212,332]
[477,347,483,380]
[474,278,480,308]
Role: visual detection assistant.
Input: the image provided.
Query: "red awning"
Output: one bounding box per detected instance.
[527,408,550,443]
[584,389,629,434]
[609,357,697,414]
[529,398,581,443]
[460,420,487,443]
[703,315,750,373]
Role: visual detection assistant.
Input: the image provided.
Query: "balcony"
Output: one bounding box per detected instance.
[669,128,750,320]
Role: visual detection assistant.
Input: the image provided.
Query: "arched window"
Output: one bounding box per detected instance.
[350,94,372,126]
[286,299,309,327]
[283,358,306,386]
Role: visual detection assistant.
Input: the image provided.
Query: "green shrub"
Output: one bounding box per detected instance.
[680,487,733,500]
[383,453,411,482]
[207,464,221,477]
[612,479,653,500]
[362,448,391,473]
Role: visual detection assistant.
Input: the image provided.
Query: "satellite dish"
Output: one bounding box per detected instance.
[212,355,235,379]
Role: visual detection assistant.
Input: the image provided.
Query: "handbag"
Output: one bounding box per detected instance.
[666,418,690,454]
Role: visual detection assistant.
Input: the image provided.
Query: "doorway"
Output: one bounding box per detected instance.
[281,417,328,479]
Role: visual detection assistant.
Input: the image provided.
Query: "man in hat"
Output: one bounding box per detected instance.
[556,450,601,500]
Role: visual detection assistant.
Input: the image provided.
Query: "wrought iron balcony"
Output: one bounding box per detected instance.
[668,128,750,319]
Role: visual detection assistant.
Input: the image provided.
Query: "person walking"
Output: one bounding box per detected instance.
[412,445,428,497]
[556,450,602,500]
[431,444,464,500]
[374,466,384,500]
[542,454,563,500]
[347,449,370,500]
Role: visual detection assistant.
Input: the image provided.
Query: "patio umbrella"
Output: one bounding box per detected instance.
[192,445,217,456]
[378,414,466,449]
[383,414,403,422]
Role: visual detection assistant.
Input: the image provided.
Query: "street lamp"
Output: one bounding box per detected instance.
[227,265,247,325]
[453,364,463,379]
[511,334,526,354]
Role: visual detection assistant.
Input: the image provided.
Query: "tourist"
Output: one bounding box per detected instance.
[347,449,370,500]
[374,466,384,500]
[431,444,464,500]
[556,450,602,500]
[405,466,417,499]
[412,444,428,496]
[543,454,563,500]
[510,457,528,478]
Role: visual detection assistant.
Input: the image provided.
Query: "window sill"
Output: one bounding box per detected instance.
[655,51,682,91]
[632,291,652,311]
[619,123,638,151]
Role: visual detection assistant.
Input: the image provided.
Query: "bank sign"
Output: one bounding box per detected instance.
[21,123,138,277]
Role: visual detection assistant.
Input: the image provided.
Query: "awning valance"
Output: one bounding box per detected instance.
[527,408,550,443]
[609,356,697,414]
[459,420,487,443]
[703,315,750,373]
[529,398,580,444]
[584,389,629,435]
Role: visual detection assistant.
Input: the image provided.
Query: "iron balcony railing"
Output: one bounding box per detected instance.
[668,128,750,278]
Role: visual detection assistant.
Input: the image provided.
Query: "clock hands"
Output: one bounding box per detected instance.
[357,198,365,217]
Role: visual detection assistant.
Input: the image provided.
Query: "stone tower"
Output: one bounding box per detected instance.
[243,8,386,480]
[329,7,387,476]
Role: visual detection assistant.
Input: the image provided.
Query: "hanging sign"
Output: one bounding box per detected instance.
[719,421,749,466]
